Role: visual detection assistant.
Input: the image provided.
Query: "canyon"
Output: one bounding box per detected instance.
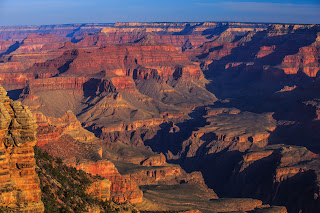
[0,21,320,212]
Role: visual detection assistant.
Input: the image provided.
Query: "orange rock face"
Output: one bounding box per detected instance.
[0,85,44,212]
[280,46,320,77]
[25,77,88,95]
[140,153,166,166]
[85,179,111,202]
[74,161,143,203]
[256,45,276,58]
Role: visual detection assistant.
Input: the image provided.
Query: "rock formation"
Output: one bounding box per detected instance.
[0,84,44,212]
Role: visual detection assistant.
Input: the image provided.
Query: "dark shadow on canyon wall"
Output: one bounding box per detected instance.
[144,106,209,155]
[0,41,20,58]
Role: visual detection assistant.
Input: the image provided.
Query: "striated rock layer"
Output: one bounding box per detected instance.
[0,84,44,212]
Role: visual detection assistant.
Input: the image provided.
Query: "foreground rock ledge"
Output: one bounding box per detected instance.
[0,84,44,212]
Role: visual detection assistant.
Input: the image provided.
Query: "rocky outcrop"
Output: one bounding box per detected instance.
[304,99,320,120]
[177,109,276,160]
[140,153,166,166]
[188,23,320,82]
[74,160,143,203]
[279,46,320,77]
[162,108,278,200]
[0,84,44,212]
[85,179,111,202]
[226,145,320,213]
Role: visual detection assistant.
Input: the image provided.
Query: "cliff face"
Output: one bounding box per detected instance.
[279,46,320,77]
[226,145,320,213]
[0,84,44,212]
[24,37,203,81]
[74,160,143,203]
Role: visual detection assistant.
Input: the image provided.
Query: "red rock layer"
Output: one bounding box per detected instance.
[0,73,35,90]
[60,43,203,80]
[25,77,88,95]
[14,34,70,54]
[22,76,139,98]
[0,51,64,73]
[77,32,211,51]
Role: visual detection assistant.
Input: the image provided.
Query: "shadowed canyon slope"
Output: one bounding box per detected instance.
[1,21,320,212]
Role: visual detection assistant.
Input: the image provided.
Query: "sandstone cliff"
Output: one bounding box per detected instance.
[0,84,44,212]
